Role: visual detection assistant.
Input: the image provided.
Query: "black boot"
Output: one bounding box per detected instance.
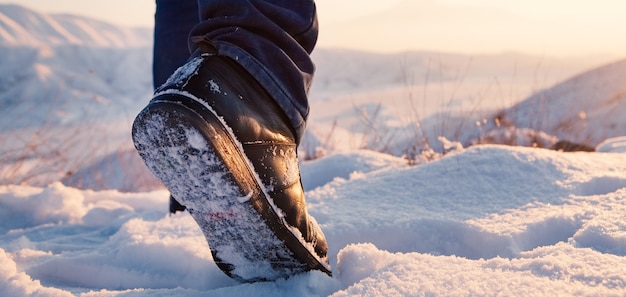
[132,51,330,281]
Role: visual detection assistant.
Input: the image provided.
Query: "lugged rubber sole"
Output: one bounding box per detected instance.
[131,93,329,281]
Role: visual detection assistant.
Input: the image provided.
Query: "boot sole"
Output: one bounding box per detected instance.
[132,92,330,281]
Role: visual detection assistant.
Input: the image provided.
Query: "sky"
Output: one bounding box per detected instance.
[3,0,626,58]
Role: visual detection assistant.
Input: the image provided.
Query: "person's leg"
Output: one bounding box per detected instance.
[153,0,198,89]
[153,0,199,213]
[134,0,329,281]
[191,0,318,143]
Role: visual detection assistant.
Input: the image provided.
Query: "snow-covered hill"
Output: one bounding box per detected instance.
[485,59,626,147]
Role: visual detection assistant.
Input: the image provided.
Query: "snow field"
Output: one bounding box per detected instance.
[2,3,626,296]
[1,142,626,296]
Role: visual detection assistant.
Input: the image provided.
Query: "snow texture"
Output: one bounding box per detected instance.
[2,144,626,296]
[1,3,626,297]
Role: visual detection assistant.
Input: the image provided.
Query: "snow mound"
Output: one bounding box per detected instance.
[335,242,626,296]
[308,145,626,262]
[300,150,407,190]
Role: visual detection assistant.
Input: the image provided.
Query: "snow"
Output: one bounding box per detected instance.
[2,145,626,296]
[2,3,626,297]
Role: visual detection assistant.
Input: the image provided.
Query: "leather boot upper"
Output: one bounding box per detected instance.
[156,52,328,259]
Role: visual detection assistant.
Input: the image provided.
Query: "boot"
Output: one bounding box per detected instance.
[132,50,330,282]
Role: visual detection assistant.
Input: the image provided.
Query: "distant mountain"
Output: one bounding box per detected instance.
[0,4,151,47]
[0,4,153,187]
[0,4,152,130]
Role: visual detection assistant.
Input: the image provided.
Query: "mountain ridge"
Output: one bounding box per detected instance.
[0,4,151,48]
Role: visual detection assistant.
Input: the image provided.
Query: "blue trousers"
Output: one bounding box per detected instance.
[153,0,318,143]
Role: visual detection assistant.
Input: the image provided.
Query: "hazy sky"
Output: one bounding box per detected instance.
[4,0,626,57]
